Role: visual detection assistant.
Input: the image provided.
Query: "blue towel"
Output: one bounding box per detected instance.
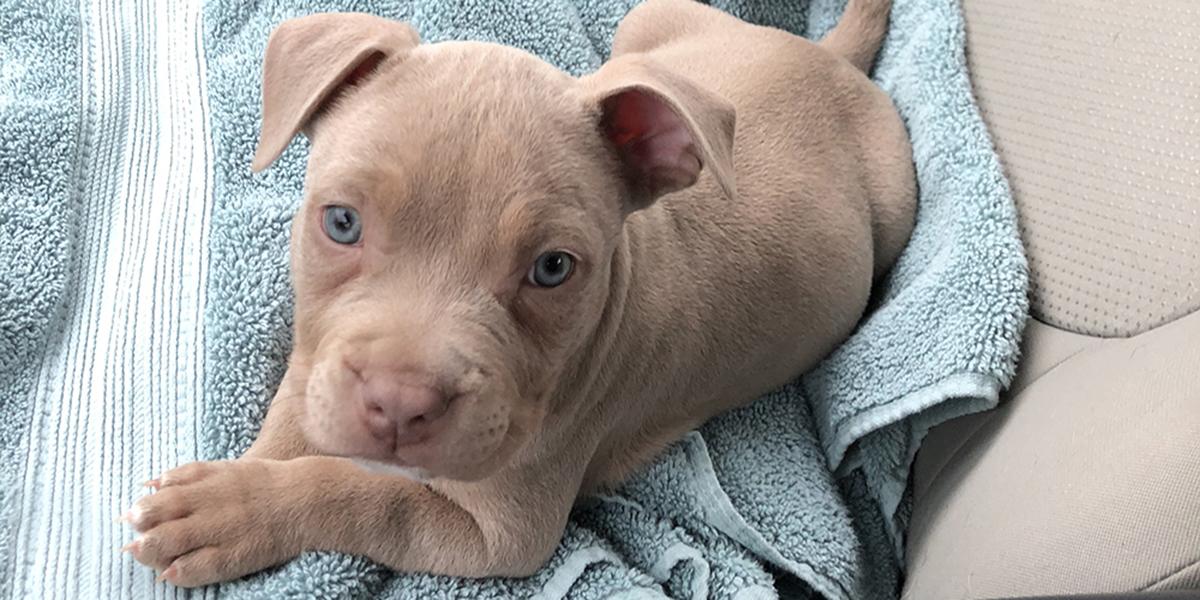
[0,0,1027,598]
[0,2,83,595]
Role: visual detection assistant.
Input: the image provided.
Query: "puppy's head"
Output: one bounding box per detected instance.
[253,13,735,480]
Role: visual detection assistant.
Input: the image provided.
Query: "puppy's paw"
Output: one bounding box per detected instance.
[120,459,301,587]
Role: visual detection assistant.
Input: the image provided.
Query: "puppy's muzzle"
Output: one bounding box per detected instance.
[356,370,456,451]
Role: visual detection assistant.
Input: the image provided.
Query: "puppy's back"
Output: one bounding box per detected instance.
[612,0,914,278]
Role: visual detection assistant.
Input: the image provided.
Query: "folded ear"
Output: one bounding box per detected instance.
[581,56,736,209]
[252,13,420,172]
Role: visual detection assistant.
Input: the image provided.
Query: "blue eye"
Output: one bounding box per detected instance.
[528,251,575,288]
[322,205,362,245]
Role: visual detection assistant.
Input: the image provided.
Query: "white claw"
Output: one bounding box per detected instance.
[122,503,144,527]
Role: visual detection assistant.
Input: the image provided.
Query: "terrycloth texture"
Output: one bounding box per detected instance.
[0,1,219,598]
[201,1,1028,600]
[0,2,82,596]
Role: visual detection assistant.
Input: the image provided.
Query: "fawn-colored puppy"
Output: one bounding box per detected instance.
[123,0,913,586]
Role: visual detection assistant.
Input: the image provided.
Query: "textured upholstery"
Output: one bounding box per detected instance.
[904,314,1200,598]
[963,0,1200,337]
[902,1,1200,597]
[1148,561,1200,593]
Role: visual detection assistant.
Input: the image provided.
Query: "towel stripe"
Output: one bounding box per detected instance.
[9,0,215,598]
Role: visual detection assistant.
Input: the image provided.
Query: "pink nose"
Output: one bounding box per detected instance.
[360,376,451,448]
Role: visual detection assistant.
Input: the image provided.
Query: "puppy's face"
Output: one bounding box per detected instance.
[253,15,734,481]
[291,45,627,480]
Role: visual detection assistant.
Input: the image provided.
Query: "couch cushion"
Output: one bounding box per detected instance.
[903,311,1200,598]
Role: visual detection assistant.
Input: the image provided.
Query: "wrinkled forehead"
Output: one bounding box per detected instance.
[303,44,615,257]
[308,39,588,165]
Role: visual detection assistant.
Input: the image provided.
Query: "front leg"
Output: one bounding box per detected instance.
[124,456,570,586]
[124,361,579,586]
[120,363,318,582]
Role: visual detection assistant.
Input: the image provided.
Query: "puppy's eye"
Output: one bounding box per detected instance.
[527,251,575,288]
[322,205,362,245]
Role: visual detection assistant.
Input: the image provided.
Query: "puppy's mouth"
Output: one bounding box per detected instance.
[302,381,519,480]
[350,415,515,480]
[360,414,468,465]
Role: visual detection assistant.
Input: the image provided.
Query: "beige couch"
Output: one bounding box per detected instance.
[901,1,1200,598]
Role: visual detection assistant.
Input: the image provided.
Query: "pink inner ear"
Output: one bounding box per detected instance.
[344,51,387,88]
[602,89,702,198]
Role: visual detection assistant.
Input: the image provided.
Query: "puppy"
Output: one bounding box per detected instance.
[123,0,914,586]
